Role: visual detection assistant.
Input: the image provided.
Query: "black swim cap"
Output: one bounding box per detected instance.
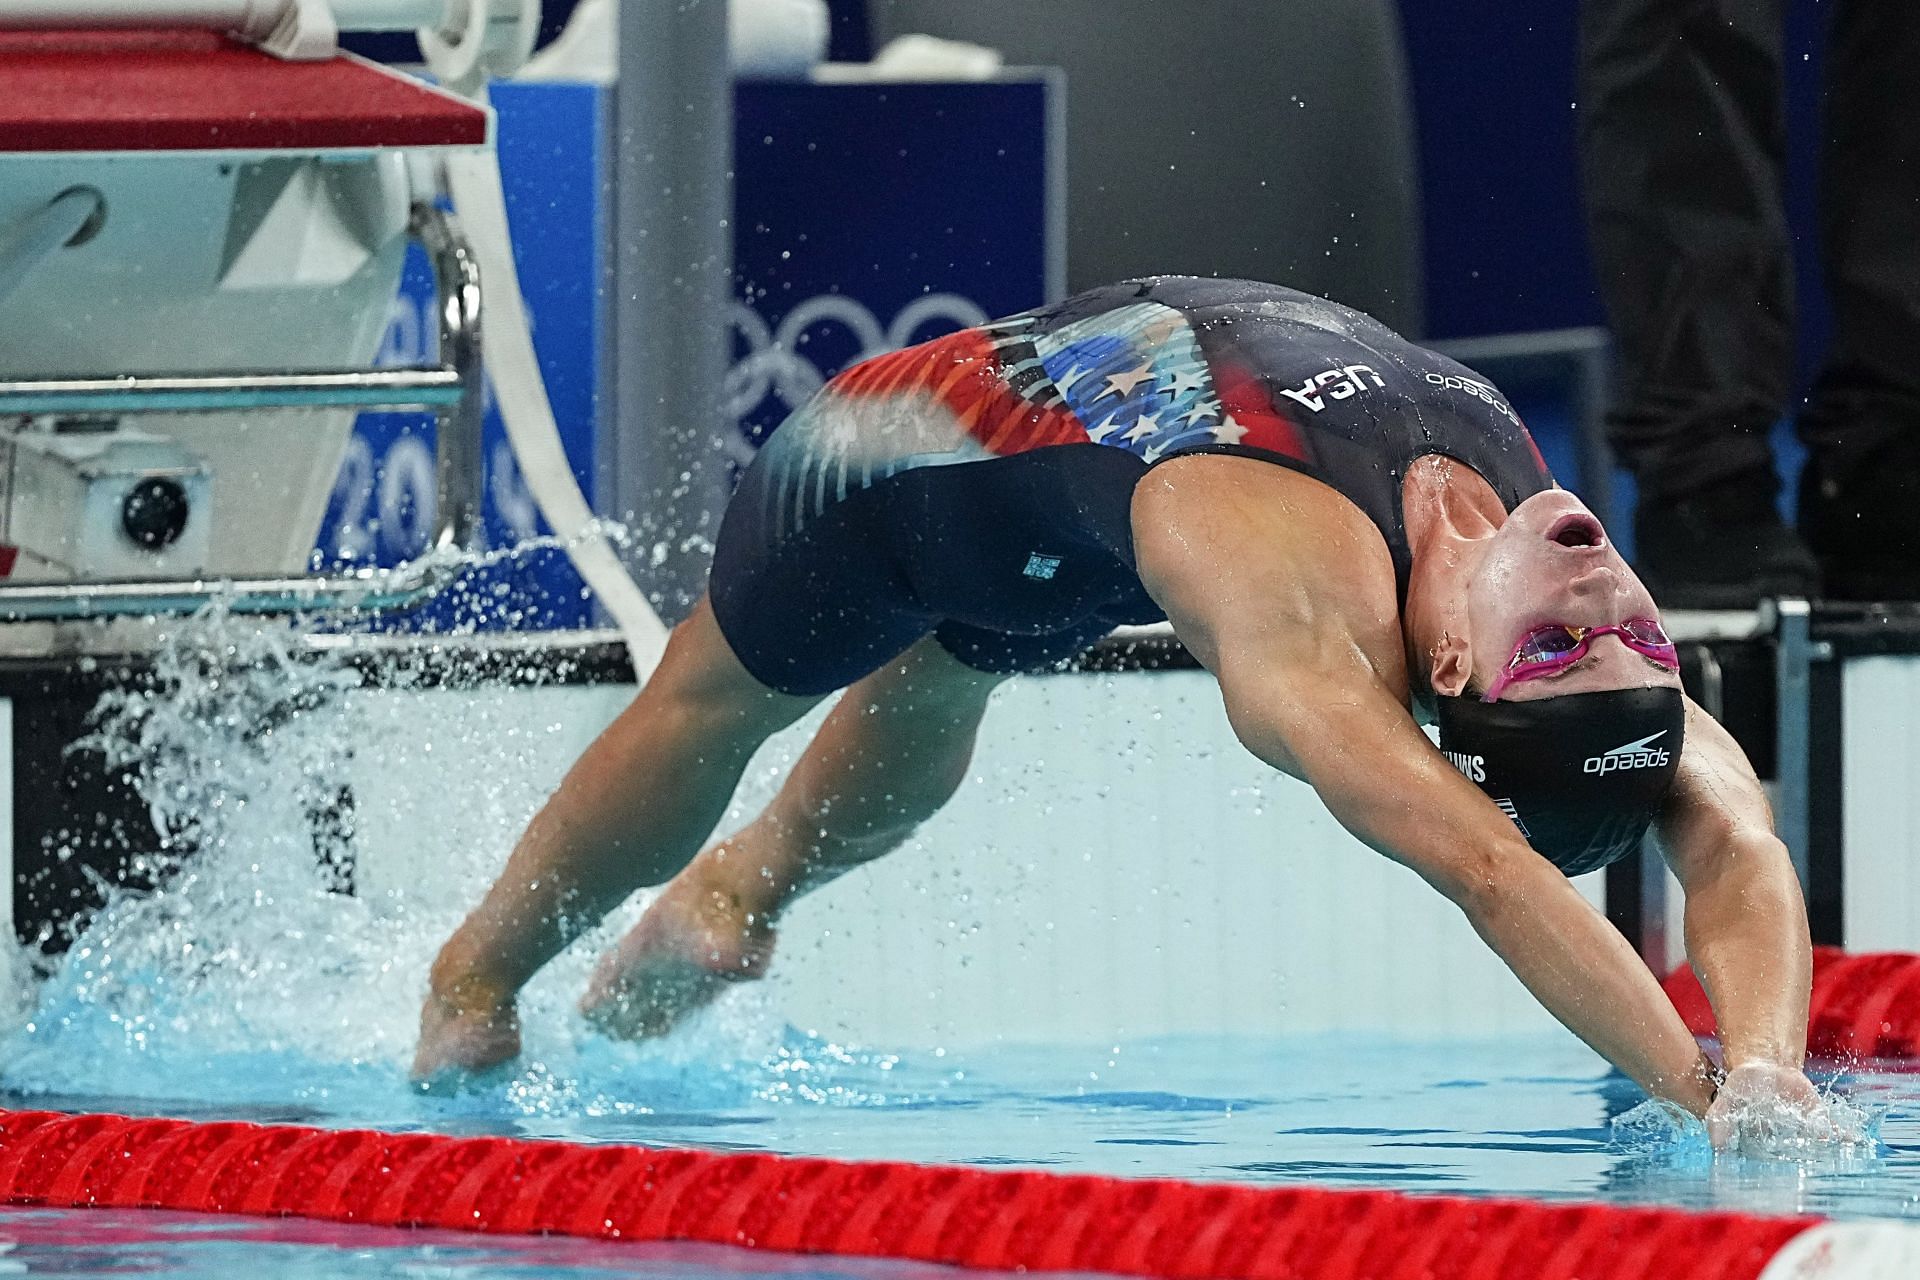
[1434,686,1685,876]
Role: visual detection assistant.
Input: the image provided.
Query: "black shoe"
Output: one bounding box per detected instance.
[1801,439,1920,602]
[1633,469,1821,609]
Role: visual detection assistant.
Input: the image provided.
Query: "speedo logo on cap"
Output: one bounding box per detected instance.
[1584,731,1671,775]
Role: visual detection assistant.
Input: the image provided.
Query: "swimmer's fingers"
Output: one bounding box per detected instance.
[1706,1105,1735,1152]
[1714,1103,1845,1154]
[1705,1062,1846,1153]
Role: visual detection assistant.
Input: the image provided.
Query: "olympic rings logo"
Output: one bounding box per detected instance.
[331,289,998,559]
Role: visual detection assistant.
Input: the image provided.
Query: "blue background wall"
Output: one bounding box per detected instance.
[354,1,1845,383]
[1399,0,1835,387]
[328,3,1849,625]
[319,77,1056,633]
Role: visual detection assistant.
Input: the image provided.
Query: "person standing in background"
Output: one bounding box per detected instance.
[1579,1,1920,606]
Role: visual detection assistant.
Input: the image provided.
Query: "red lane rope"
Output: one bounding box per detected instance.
[1664,945,1920,1062]
[0,1109,1811,1279]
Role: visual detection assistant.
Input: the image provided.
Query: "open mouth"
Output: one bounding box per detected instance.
[1546,512,1605,549]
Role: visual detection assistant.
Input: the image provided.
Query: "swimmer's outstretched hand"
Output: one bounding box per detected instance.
[1705,1062,1841,1153]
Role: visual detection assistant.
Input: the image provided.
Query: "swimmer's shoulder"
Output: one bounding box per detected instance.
[1137,453,1402,619]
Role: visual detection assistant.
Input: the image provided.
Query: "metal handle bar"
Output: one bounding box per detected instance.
[0,201,484,622]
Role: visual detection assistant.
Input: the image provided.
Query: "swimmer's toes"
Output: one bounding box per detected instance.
[411,1055,519,1096]
[411,998,522,1088]
[579,956,732,1041]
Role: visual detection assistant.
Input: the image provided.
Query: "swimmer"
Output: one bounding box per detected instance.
[415,277,1825,1141]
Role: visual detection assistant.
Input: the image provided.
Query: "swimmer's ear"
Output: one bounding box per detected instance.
[1430,631,1473,699]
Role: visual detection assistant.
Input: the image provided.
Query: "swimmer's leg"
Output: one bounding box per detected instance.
[413,596,823,1082]
[580,635,1005,1039]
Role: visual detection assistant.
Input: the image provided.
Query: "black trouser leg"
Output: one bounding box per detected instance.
[1799,0,1920,472]
[1797,0,1920,595]
[1579,0,1792,500]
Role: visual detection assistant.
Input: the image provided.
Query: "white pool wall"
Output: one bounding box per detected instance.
[1841,657,1920,952]
[348,670,1600,1052]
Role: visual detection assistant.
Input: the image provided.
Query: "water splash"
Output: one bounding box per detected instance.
[1610,1098,1712,1161]
[1605,1084,1890,1218]
[3,605,417,1090]
[1610,1081,1881,1164]
[0,591,934,1127]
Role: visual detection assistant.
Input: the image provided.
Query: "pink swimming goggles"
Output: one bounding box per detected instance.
[1482,618,1679,702]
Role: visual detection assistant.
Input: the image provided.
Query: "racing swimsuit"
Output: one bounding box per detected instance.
[711,276,1553,695]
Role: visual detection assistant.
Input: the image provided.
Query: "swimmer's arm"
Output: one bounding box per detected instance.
[1132,457,1718,1111]
[1213,663,1718,1112]
[1656,699,1813,1072]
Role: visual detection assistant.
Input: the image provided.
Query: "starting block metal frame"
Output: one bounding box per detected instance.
[0,200,483,620]
[0,26,494,622]
[1614,600,1920,970]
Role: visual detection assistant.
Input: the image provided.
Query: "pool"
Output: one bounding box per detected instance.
[0,1020,1913,1278]
[0,1001,1912,1218]
[0,616,1915,1276]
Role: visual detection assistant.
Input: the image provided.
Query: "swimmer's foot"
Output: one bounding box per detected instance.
[579,876,776,1040]
[411,985,522,1092]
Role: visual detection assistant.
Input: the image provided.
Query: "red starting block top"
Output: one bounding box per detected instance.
[0,29,488,152]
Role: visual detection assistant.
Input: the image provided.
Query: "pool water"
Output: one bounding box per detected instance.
[1,1007,1914,1218]
[2,612,1916,1275]
[1,1023,1917,1278]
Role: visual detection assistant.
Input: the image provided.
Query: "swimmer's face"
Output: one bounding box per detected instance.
[1447,490,1682,702]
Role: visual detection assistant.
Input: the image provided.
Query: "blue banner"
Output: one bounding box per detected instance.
[319,76,1058,633]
